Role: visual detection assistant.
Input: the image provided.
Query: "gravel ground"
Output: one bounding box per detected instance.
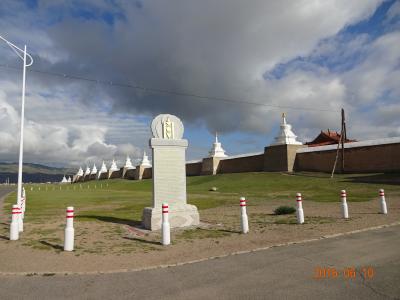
[0,193,399,274]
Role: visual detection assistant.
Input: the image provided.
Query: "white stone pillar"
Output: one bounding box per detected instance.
[296,193,304,224]
[162,203,171,245]
[10,205,20,241]
[64,207,74,251]
[379,189,387,214]
[341,190,349,219]
[240,197,249,234]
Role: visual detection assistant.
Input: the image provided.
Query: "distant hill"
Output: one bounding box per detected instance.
[0,162,74,183]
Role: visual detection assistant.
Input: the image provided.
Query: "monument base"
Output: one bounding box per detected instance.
[142,204,200,231]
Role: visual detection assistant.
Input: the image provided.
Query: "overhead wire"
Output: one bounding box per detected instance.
[0,63,339,113]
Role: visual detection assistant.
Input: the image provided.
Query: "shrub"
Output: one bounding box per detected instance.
[274,206,296,215]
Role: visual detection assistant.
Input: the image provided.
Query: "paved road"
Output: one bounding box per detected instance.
[0,225,399,300]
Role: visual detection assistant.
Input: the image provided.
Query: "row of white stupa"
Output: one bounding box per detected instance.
[71,113,301,179]
[61,176,72,183]
[207,113,302,158]
[75,151,152,180]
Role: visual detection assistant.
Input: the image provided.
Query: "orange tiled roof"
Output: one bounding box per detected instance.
[306,129,357,147]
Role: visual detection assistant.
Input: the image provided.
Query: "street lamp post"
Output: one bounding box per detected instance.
[0,35,33,209]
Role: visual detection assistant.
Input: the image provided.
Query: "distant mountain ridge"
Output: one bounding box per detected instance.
[0,162,74,183]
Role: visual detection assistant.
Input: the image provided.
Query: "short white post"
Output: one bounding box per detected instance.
[240,197,249,233]
[18,203,23,233]
[64,206,75,251]
[341,190,349,219]
[10,205,20,240]
[296,193,304,224]
[21,187,26,219]
[161,203,170,245]
[379,189,387,214]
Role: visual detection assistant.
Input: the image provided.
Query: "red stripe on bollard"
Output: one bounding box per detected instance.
[66,210,74,213]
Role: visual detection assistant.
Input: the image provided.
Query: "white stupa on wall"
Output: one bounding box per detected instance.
[98,161,108,179]
[99,161,107,173]
[84,166,91,176]
[67,176,72,183]
[124,155,135,169]
[91,163,97,175]
[271,113,302,145]
[109,159,119,172]
[140,151,152,168]
[77,167,83,177]
[61,175,68,184]
[208,132,228,158]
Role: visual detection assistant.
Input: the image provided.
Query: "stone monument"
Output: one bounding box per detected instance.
[142,114,200,230]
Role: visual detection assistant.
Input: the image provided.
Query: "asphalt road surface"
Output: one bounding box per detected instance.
[0,224,399,299]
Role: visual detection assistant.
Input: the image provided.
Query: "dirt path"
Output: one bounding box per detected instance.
[0,186,15,218]
[0,196,398,274]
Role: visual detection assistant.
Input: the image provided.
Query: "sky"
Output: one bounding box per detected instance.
[0,0,399,168]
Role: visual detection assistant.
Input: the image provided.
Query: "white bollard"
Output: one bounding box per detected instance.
[21,187,26,219]
[21,199,25,220]
[161,203,171,246]
[296,193,305,224]
[341,190,349,219]
[379,189,388,215]
[240,197,249,233]
[18,204,23,233]
[64,206,75,251]
[10,205,20,240]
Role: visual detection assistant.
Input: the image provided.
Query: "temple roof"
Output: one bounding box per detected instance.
[306,129,357,147]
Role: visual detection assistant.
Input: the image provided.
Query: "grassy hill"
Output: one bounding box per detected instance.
[0,162,73,183]
[4,172,400,222]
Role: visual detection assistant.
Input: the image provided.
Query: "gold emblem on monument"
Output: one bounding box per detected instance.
[163,117,175,139]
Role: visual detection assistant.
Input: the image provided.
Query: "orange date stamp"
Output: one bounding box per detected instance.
[313,266,374,279]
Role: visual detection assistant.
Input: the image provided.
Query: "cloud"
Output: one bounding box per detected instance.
[1,0,399,165]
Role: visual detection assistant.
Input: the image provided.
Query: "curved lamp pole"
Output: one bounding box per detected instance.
[0,35,33,209]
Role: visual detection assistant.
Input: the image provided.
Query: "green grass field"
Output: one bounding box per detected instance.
[3,172,400,224]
